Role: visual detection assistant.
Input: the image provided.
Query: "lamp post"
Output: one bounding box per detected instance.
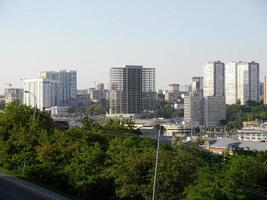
[152,123,161,200]
[22,90,37,176]
[24,90,37,119]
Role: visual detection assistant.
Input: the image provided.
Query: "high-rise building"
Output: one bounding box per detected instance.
[203,61,226,128]
[184,93,204,126]
[204,96,226,128]
[23,79,59,109]
[4,88,24,103]
[264,76,267,104]
[225,61,260,105]
[165,84,180,103]
[40,70,77,105]
[109,65,156,114]
[203,61,225,96]
[192,77,203,92]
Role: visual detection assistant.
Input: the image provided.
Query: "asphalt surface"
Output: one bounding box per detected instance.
[0,177,49,200]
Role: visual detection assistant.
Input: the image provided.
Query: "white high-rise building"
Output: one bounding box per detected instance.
[203,61,225,97]
[225,61,260,105]
[40,70,77,105]
[203,61,226,128]
[23,79,59,109]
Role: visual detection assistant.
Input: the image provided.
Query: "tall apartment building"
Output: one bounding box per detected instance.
[203,61,225,96]
[40,70,77,105]
[203,61,226,128]
[23,79,59,109]
[264,76,267,104]
[192,77,203,92]
[109,65,156,115]
[4,88,24,103]
[184,93,204,126]
[225,61,260,105]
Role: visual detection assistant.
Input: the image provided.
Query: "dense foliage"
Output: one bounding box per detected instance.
[68,101,107,116]
[226,103,267,131]
[0,102,267,200]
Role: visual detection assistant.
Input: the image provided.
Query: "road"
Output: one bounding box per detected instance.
[0,174,69,200]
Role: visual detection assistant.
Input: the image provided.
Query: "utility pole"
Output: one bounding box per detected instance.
[152,126,161,200]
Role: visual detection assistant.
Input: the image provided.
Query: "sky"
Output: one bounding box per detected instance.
[0,0,267,93]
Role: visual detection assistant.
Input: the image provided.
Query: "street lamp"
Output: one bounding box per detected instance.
[24,90,37,119]
[22,91,37,177]
[152,123,161,200]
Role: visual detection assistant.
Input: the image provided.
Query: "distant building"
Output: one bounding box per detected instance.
[180,85,192,93]
[204,96,226,128]
[4,88,24,103]
[165,84,180,103]
[225,61,260,105]
[203,61,225,96]
[204,138,267,155]
[192,77,203,92]
[184,93,204,126]
[49,106,70,116]
[40,70,77,105]
[109,65,156,115]
[264,76,267,104]
[89,83,109,103]
[203,61,226,128]
[23,79,59,109]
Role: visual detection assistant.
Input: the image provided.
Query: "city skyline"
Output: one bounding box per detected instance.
[1,0,267,93]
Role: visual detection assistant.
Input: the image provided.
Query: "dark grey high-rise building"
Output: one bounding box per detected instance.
[109,65,156,114]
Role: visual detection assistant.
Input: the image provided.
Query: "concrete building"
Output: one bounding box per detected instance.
[225,61,260,105]
[192,77,203,92]
[40,70,77,105]
[109,65,156,115]
[89,83,109,103]
[23,79,59,109]
[184,93,204,126]
[180,85,192,93]
[203,61,226,128]
[203,61,225,96]
[4,88,24,103]
[204,96,226,128]
[164,84,180,103]
[264,76,267,104]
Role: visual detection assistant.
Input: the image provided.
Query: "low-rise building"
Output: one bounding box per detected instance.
[237,123,267,142]
[4,88,24,103]
[204,138,267,155]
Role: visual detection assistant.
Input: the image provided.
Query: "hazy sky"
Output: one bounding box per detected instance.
[0,0,266,93]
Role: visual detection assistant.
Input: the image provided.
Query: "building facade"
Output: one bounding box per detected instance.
[23,79,59,109]
[204,96,226,128]
[203,61,226,128]
[40,70,77,105]
[164,84,180,103]
[109,65,156,115]
[184,93,204,126]
[192,77,203,92]
[203,61,225,96]
[225,61,260,105]
[4,88,24,103]
[89,83,109,103]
